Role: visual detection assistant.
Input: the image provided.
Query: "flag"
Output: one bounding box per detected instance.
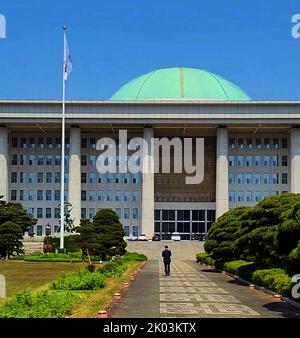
[63,32,73,81]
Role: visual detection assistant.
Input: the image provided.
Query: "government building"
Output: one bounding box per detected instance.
[0,67,300,240]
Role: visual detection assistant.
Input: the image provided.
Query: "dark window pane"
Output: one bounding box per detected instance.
[169,222,175,233]
[162,210,168,221]
[154,210,160,221]
[184,222,190,232]
[177,222,184,232]
[184,210,190,221]
[162,222,168,232]
[177,210,184,221]
[169,210,175,220]
[154,222,160,233]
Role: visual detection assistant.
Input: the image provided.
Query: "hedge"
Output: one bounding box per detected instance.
[51,270,105,290]
[196,252,215,266]
[0,290,83,318]
[252,268,293,296]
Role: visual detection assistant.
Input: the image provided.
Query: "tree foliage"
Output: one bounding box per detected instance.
[76,209,127,260]
[204,194,300,271]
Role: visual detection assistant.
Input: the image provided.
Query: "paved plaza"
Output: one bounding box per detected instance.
[111,260,300,318]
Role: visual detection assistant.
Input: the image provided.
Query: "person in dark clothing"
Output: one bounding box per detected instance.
[162,245,172,276]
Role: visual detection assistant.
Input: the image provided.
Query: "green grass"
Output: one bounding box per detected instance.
[0,260,87,297]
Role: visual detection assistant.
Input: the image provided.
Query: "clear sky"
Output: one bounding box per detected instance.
[0,0,300,101]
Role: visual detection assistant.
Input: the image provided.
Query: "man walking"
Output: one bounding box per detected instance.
[162,245,172,276]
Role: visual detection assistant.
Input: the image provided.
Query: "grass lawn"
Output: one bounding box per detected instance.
[0,260,88,297]
[70,261,142,318]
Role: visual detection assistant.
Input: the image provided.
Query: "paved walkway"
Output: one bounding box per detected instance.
[111,260,300,318]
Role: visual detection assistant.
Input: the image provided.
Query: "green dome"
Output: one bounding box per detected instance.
[110,67,250,101]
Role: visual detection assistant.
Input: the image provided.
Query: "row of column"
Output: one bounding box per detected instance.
[0,126,300,237]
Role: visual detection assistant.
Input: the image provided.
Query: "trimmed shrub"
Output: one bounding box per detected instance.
[223,260,254,276]
[0,289,82,318]
[123,252,147,261]
[196,252,215,266]
[252,268,293,296]
[98,261,128,277]
[51,270,105,290]
[21,253,82,262]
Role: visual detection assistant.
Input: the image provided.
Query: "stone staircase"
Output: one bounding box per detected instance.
[126,240,204,260]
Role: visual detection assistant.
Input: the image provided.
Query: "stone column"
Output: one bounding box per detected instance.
[290,127,300,193]
[216,127,229,219]
[69,126,81,227]
[0,127,8,201]
[141,127,154,239]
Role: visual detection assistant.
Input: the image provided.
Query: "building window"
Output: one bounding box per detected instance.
[133,174,139,184]
[264,138,270,149]
[238,138,244,149]
[132,225,139,237]
[106,191,112,201]
[115,208,122,219]
[55,155,61,166]
[20,172,25,183]
[28,155,35,165]
[98,191,104,201]
[20,155,26,165]
[21,137,27,148]
[272,173,279,184]
[255,138,261,149]
[263,191,270,198]
[89,155,96,166]
[89,173,96,184]
[229,138,235,149]
[282,155,288,167]
[37,208,43,218]
[47,138,53,149]
[237,173,244,184]
[255,191,261,202]
[246,174,253,184]
[81,208,87,218]
[81,138,87,148]
[124,226,130,236]
[46,190,52,201]
[38,137,44,148]
[263,173,270,184]
[132,191,139,202]
[90,138,96,149]
[263,156,270,167]
[116,173,122,184]
[254,173,261,184]
[98,173,104,184]
[282,173,288,184]
[20,190,24,201]
[46,172,52,183]
[46,208,51,218]
[11,172,17,183]
[272,156,279,167]
[107,173,113,184]
[54,172,60,183]
[46,155,53,165]
[282,138,288,149]
[37,155,44,165]
[55,190,60,201]
[11,154,18,165]
[37,225,43,236]
[124,208,130,219]
[89,208,95,218]
[124,190,130,202]
[28,190,34,201]
[273,138,279,149]
[37,172,43,183]
[29,138,35,148]
[246,156,252,167]
[229,155,235,167]
[54,208,60,219]
[237,156,244,167]
[229,174,235,185]
[11,137,18,148]
[132,208,139,219]
[246,138,253,149]
[37,190,43,201]
[124,174,131,184]
[81,190,87,201]
[246,191,252,202]
[115,191,122,202]
[81,155,87,166]
[81,173,87,183]
[27,208,34,217]
[55,138,61,149]
[237,191,244,202]
[11,190,17,201]
[89,191,96,201]
[28,172,35,183]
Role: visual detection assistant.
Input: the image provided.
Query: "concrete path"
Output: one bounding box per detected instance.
[111,260,300,318]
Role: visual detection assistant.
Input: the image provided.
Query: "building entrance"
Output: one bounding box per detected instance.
[154,209,215,240]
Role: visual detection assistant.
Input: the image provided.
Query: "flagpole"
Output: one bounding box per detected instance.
[60,27,67,251]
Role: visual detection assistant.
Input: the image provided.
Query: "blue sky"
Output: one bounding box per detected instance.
[0,0,300,100]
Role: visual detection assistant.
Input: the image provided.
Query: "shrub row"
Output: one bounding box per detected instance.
[0,290,83,318]
[51,270,105,290]
[196,252,215,266]
[10,252,102,262]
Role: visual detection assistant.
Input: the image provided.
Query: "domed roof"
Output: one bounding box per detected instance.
[110,67,250,101]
